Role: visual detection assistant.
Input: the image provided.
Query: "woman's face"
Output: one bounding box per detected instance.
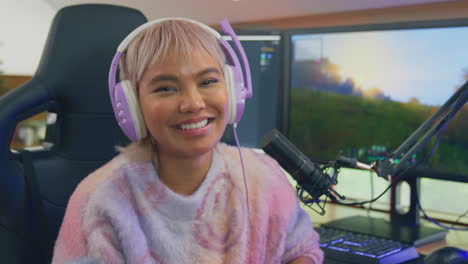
[137,48,229,159]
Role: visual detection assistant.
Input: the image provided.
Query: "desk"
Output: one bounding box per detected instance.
[303,203,468,255]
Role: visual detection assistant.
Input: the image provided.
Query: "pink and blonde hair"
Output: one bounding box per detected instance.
[119,19,227,93]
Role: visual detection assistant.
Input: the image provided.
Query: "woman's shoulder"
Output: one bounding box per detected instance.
[71,153,129,201]
[216,143,299,212]
[77,140,153,196]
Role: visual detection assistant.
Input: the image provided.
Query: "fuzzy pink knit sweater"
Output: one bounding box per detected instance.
[52,142,323,264]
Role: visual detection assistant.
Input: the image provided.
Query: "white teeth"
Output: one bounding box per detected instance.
[179,119,208,130]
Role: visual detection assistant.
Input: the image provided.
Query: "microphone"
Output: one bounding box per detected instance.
[260,129,341,213]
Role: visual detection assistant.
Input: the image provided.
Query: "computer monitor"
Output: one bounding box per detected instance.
[279,18,468,245]
[222,32,283,148]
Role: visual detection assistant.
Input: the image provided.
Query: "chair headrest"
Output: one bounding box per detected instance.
[36,4,148,114]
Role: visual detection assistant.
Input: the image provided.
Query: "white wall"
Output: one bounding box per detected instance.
[0,0,56,75]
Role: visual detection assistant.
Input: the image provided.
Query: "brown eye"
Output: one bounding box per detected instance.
[154,86,177,93]
[201,79,219,86]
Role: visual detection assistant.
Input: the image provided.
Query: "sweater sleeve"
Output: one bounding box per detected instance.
[249,148,324,264]
[52,181,130,264]
[281,203,324,263]
[52,183,126,264]
[52,157,130,264]
[51,158,125,264]
[51,184,91,264]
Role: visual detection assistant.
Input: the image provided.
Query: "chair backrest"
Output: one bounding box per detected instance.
[0,4,147,263]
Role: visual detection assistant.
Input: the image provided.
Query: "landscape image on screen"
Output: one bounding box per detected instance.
[289,25,468,175]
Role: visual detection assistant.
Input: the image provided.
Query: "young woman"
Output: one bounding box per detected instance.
[52,18,323,264]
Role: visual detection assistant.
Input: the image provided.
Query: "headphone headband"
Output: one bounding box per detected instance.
[117,17,221,52]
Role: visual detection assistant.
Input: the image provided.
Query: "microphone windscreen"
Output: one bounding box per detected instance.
[260,129,335,205]
[260,129,313,179]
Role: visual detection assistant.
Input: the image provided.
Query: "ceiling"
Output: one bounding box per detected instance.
[43,0,456,25]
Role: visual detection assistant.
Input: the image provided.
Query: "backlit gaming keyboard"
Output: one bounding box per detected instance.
[319,227,420,264]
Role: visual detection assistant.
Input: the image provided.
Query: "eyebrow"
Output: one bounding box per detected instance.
[147,67,222,86]
[148,74,177,85]
[196,67,222,77]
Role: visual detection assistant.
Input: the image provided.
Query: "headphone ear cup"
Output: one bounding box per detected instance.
[224,65,237,124]
[113,80,147,141]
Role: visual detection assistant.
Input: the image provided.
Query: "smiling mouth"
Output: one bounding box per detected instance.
[176,118,213,130]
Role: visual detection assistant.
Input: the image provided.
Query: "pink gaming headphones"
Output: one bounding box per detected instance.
[108,18,252,141]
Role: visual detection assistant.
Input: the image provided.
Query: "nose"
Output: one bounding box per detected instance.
[179,87,206,113]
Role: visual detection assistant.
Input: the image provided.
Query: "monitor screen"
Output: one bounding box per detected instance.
[284,20,468,180]
[221,33,282,148]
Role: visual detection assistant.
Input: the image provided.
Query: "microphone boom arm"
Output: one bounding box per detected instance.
[373,80,468,180]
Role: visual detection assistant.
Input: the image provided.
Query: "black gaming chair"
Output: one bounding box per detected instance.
[0,4,147,263]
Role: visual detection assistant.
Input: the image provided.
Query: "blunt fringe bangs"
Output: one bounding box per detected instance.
[119,19,226,93]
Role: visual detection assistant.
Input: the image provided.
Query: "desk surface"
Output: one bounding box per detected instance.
[303,203,468,255]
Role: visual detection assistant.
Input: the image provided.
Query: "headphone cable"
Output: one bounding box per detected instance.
[232,123,251,223]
